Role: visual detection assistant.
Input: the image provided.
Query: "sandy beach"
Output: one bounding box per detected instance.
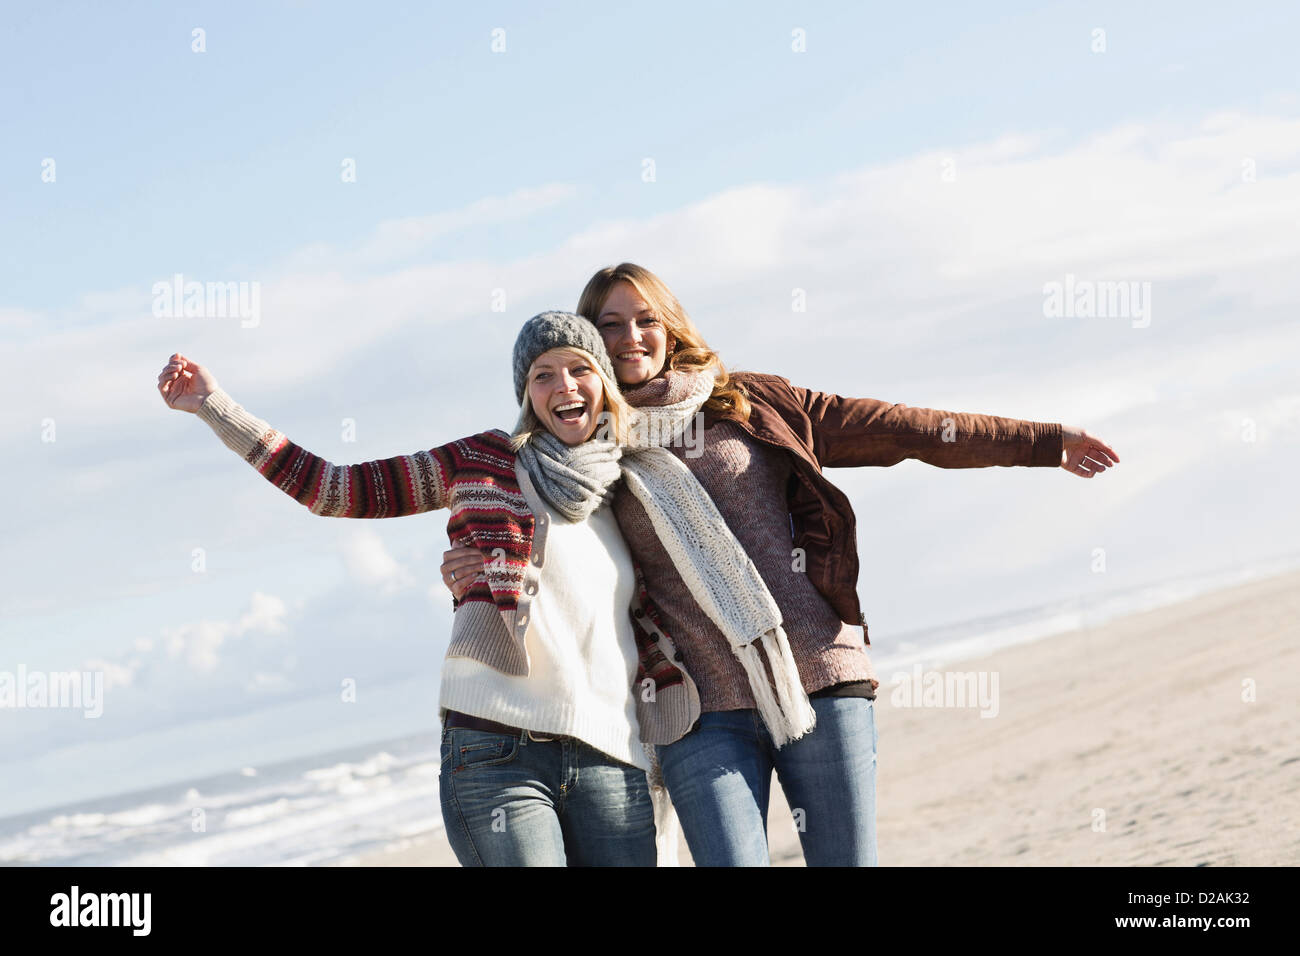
[341,568,1300,867]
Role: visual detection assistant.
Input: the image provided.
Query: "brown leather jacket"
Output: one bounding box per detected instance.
[710,372,1065,643]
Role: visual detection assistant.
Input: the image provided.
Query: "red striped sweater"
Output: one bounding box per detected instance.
[195,386,700,743]
[198,387,529,608]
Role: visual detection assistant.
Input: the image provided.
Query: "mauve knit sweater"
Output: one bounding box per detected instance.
[613,373,879,713]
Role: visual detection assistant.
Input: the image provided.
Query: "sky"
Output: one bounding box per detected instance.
[2,1,1298,815]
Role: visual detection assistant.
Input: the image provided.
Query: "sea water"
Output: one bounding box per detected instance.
[0,734,443,866]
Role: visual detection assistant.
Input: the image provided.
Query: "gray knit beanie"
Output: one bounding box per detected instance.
[512,311,618,404]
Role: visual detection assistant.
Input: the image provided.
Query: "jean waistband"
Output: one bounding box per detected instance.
[444,709,568,743]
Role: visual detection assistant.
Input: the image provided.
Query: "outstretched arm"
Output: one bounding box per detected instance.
[793,382,1062,469]
[157,353,451,517]
[775,378,1117,477]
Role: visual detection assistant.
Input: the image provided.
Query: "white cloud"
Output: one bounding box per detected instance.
[342,529,415,596]
[158,592,289,673]
[163,619,229,673]
[280,183,579,270]
[0,308,38,330]
[6,110,1300,451]
[238,592,288,634]
[245,671,293,695]
[82,657,138,691]
[356,183,578,264]
[1209,394,1300,444]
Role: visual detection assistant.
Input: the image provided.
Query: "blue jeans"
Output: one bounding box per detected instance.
[659,696,878,866]
[439,725,657,866]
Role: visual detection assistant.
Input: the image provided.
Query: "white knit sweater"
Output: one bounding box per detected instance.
[438,497,650,773]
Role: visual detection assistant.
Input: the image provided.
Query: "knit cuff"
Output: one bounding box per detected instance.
[196,386,274,460]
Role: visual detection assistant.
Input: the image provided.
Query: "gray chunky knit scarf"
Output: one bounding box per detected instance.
[515,430,623,523]
[516,367,815,747]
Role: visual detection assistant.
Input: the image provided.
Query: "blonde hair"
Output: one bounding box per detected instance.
[511,346,633,450]
[576,262,752,421]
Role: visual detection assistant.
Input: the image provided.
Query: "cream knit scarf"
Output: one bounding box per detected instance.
[518,367,816,747]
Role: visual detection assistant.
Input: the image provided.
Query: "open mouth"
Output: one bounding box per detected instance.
[552,400,588,424]
[616,350,648,362]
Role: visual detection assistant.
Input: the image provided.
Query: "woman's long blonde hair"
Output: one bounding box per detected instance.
[576,263,752,421]
[510,346,633,451]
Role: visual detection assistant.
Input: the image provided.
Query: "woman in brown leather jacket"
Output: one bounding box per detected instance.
[442,262,1119,866]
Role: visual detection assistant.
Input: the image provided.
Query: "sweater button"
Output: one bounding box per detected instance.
[673,651,684,663]
[532,553,542,565]
[633,609,644,618]
[525,584,537,595]
[518,614,528,625]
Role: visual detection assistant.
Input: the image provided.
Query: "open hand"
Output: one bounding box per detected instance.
[1060,425,1119,478]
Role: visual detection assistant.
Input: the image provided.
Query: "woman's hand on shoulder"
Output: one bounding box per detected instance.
[157,353,219,414]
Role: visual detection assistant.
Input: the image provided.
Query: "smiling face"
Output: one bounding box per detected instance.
[526,348,607,445]
[593,281,676,385]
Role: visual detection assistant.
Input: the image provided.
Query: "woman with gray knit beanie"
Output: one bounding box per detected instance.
[443,263,1121,867]
[156,310,727,867]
